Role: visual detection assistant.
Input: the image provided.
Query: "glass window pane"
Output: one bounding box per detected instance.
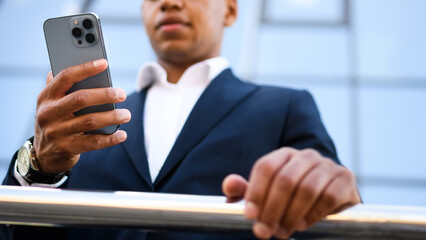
[360,184,426,207]
[359,88,426,180]
[0,0,87,68]
[264,0,345,23]
[0,77,43,161]
[256,26,349,78]
[90,0,142,20]
[355,0,426,79]
[101,24,154,72]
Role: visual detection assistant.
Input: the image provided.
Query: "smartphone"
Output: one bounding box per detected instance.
[43,13,118,135]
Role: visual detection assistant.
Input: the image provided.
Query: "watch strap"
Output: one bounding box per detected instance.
[21,137,69,185]
[24,167,68,185]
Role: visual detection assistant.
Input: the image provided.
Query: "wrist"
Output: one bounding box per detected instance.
[16,138,68,184]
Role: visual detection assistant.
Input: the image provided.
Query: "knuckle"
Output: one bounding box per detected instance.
[72,91,89,106]
[335,165,356,183]
[36,91,45,106]
[36,106,50,126]
[322,191,338,207]
[69,120,80,134]
[301,148,319,159]
[80,62,92,73]
[276,172,295,188]
[58,68,71,81]
[90,136,102,149]
[78,62,94,77]
[275,146,296,159]
[83,117,97,130]
[324,159,336,168]
[43,127,57,140]
[254,159,274,176]
[300,182,317,199]
[278,146,293,154]
[106,88,116,100]
[343,168,356,182]
[349,173,358,187]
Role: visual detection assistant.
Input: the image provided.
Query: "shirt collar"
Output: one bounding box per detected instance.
[136,57,229,92]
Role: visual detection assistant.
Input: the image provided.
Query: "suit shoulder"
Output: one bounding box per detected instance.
[247,81,313,102]
[230,72,304,94]
[260,84,309,95]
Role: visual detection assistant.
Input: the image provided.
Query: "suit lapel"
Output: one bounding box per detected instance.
[154,69,259,186]
[119,89,153,190]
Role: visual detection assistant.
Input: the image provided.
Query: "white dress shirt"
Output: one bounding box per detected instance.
[138,57,229,182]
[14,57,229,186]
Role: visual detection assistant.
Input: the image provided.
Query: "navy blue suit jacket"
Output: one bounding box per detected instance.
[2,69,338,239]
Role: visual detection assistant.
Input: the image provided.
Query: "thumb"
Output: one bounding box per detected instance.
[46,71,54,85]
[222,174,248,203]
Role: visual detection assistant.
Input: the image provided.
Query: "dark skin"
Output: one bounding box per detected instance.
[34,60,130,174]
[33,0,360,239]
[142,0,236,83]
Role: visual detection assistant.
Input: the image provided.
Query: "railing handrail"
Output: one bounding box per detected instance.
[0,186,425,239]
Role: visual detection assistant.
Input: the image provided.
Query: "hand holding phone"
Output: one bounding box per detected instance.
[44,13,118,134]
[29,13,131,175]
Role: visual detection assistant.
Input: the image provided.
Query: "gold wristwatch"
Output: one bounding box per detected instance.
[16,140,66,184]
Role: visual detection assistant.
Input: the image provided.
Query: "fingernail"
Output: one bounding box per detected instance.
[119,109,131,122]
[116,88,126,101]
[253,222,272,239]
[245,201,258,219]
[275,227,288,239]
[117,131,127,142]
[93,59,107,68]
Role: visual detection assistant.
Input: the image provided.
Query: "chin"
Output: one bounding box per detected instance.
[155,41,194,59]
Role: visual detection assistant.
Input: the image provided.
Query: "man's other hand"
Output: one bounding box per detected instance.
[222,147,361,239]
[33,59,131,174]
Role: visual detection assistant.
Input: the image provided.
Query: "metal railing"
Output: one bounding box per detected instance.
[0,186,425,239]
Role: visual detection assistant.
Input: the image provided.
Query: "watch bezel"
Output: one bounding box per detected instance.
[27,141,40,171]
[17,143,31,176]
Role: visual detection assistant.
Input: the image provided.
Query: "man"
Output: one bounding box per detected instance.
[2,0,360,239]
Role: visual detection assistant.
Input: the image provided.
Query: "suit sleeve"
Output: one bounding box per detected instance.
[2,137,69,187]
[1,147,69,239]
[0,151,20,239]
[280,90,340,164]
[2,150,21,186]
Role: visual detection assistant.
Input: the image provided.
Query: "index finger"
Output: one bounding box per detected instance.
[53,87,126,116]
[48,59,108,97]
[244,147,296,220]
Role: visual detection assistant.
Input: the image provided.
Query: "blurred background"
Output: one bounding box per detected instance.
[0,0,425,206]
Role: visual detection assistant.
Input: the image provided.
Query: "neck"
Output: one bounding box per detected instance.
[158,59,193,84]
[158,51,221,84]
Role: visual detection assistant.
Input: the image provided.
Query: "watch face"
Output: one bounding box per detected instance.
[17,146,30,175]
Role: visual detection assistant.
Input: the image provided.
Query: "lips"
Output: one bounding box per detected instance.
[156,15,191,31]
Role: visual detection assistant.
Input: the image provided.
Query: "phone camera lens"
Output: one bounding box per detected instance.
[82,19,93,29]
[85,33,96,43]
[72,27,83,38]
